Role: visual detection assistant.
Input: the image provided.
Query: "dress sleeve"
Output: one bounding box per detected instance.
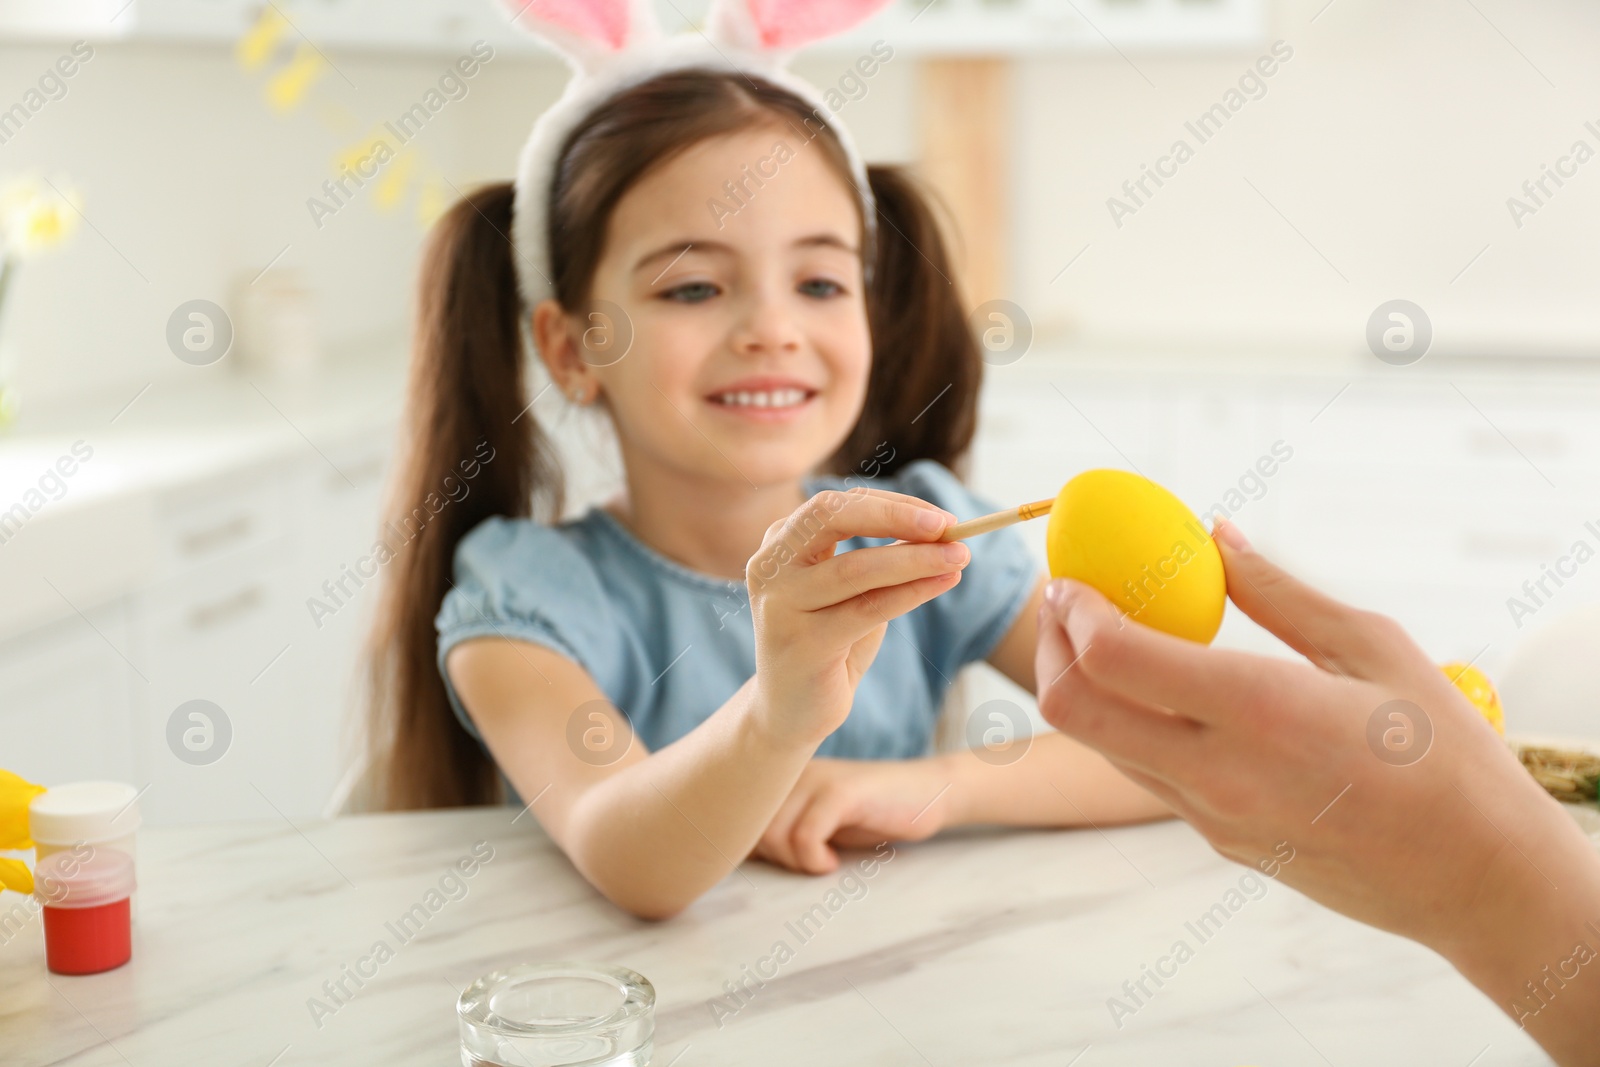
[892,459,1043,683]
[434,516,619,740]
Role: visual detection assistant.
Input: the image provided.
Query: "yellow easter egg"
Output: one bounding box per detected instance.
[1046,469,1226,644]
[1442,661,1505,735]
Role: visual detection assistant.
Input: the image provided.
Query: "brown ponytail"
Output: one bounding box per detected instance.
[365,73,982,811]
[363,182,564,810]
[829,165,982,478]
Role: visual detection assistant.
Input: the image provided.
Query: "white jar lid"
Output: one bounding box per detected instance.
[29,781,142,845]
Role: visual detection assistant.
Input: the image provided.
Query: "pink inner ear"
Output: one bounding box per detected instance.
[505,0,631,50]
[746,0,891,49]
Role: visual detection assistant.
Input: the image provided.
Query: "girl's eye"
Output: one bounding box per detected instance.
[798,278,845,299]
[661,281,719,303]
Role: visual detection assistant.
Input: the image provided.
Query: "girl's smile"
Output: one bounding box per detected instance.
[703,374,820,422]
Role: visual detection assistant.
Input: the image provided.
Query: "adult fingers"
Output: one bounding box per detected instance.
[1035,598,1206,779]
[787,539,970,612]
[1111,764,1197,825]
[1046,578,1282,727]
[1213,518,1428,681]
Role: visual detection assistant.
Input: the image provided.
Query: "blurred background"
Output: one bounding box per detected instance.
[2,0,1597,825]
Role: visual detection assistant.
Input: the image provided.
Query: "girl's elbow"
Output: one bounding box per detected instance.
[618,895,688,922]
[567,837,694,921]
[561,793,704,920]
[587,867,692,921]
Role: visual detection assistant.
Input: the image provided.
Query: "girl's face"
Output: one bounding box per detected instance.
[569,124,871,489]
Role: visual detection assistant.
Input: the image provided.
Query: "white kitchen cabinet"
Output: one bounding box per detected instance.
[0,606,138,787]
[0,407,398,825]
[281,430,395,815]
[130,547,302,825]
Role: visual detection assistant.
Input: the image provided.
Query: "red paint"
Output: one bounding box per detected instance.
[42,898,132,975]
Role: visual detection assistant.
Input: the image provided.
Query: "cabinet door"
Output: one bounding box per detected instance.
[284,433,393,818]
[0,606,137,788]
[130,544,308,825]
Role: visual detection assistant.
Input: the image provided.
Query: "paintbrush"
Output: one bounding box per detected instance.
[937,497,1054,542]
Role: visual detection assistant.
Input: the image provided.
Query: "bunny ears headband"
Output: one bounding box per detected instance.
[502,0,893,307]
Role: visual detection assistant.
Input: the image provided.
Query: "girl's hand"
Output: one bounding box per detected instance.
[1034,520,1600,1065]
[746,488,968,749]
[751,757,952,874]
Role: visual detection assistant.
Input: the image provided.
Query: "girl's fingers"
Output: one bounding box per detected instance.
[790,791,848,874]
[753,835,799,872]
[830,826,891,849]
[1048,579,1292,728]
[759,785,813,873]
[839,486,962,514]
[818,571,963,636]
[1214,519,1425,680]
[788,540,969,611]
[753,489,955,573]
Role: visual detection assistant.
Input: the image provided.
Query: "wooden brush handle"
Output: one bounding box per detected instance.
[938,498,1055,542]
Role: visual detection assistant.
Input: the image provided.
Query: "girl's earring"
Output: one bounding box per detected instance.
[568,384,586,405]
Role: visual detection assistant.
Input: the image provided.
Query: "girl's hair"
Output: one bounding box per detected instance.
[364,70,983,810]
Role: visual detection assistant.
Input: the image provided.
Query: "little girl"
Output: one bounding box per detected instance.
[365,0,1166,919]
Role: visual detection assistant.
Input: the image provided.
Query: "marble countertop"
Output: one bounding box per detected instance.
[0,808,1552,1066]
[0,352,406,505]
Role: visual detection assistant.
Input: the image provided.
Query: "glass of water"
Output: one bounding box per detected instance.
[457,962,655,1067]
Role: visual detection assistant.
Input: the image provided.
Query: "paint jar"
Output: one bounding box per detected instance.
[33,848,135,975]
[457,962,654,1067]
[29,781,141,862]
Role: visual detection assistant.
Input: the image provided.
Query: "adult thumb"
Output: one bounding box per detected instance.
[1213,518,1417,679]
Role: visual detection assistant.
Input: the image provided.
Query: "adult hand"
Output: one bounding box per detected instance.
[1035,519,1600,1066]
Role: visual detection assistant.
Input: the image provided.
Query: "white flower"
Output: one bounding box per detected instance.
[0,176,81,260]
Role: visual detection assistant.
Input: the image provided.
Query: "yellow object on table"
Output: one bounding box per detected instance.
[1045,469,1226,644]
[0,768,46,894]
[1441,661,1505,735]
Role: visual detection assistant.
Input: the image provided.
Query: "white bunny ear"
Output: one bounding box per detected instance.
[707,0,893,53]
[501,0,662,71]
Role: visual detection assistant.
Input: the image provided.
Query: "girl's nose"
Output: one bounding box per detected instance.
[731,290,802,355]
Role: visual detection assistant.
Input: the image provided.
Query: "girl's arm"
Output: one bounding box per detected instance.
[449,487,969,919]
[449,639,812,920]
[752,735,1169,874]
[753,579,1168,875]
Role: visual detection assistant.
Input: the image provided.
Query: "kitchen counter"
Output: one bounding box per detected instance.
[0,808,1552,1065]
[0,354,406,641]
[0,352,406,509]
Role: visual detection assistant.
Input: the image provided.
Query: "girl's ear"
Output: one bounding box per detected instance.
[500,0,662,71]
[707,0,894,53]
[530,301,598,399]
[530,301,572,380]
